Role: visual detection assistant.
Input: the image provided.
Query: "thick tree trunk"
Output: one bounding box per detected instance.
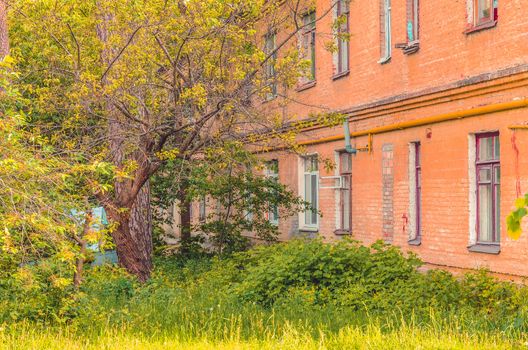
[177,180,191,243]
[109,182,153,282]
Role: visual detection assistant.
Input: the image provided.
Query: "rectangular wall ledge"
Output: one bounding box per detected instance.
[468,244,500,254]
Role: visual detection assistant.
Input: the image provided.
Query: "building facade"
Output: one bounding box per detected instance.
[259,0,528,277]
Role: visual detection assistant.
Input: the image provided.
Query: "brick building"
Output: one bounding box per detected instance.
[163,0,528,277]
[253,0,528,277]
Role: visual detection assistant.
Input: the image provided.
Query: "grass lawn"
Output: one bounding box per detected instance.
[2,321,525,349]
[3,241,528,349]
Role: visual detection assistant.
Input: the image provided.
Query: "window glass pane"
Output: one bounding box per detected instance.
[494,136,500,159]
[304,174,312,224]
[415,143,420,166]
[494,166,500,184]
[478,0,492,21]
[478,168,492,182]
[311,174,318,224]
[343,190,350,230]
[478,184,493,242]
[417,168,421,188]
[478,136,494,161]
[494,185,500,241]
[340,153,351,173]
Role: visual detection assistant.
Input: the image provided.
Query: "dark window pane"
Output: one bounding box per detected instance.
[478,184,493,242]
[478,136,494,161]
[494,185,500,241]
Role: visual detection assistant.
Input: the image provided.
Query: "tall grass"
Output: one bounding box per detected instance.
[2,318,525,349]
[3,241,528,349]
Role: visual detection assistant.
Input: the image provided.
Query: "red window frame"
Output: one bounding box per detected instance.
[414,142,421,239]
[474,0,497,25]
[476,132,500,244]
[338,152,352,233]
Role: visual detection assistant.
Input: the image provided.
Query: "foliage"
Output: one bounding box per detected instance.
[3,241,528,349]
[506,194,528,240]
[8,0,346,279]
[152,143,311,255]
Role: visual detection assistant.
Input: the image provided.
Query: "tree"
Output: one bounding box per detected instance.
[152,142,311,255]
[9,0,341,281]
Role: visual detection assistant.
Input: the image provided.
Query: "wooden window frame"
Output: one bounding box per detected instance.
[299,11,316,88]
[475,132,500,245]
[336,152,352,234]
[264,32,278,101]
[465,0,498,34]
[301,155,319,229]
[378,0,392,64]
[334,0,350,78]
[414,142,421,240]
[265,160,280,226]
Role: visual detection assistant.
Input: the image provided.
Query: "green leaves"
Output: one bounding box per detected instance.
[506,195,528,240]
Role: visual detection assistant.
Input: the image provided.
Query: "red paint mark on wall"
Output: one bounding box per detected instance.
[511,131,521,197]
[402,213,408,233]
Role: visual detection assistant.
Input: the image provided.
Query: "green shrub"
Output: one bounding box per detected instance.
[225,239,422,308]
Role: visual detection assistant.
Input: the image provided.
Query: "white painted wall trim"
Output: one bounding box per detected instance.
[468,133,477,245]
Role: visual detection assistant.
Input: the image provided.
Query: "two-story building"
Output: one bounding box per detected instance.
[249,0,528,277]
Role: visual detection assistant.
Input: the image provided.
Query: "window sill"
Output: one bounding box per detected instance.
[296,81,316,92]
[395,41,420,55]
[467,243,500,255]
[464,20,497,35]
[408,237,422,246]
[332,70,349,81]
[334,229,351,236]
[377,56,391,65]
[299,226,319,233]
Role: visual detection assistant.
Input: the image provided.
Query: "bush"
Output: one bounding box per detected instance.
[224,239,422,308]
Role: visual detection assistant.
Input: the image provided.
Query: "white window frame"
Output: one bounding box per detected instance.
[265,160,280,226]
[408,142,421,242]
[378,0,392,64]
[299,154,319,230]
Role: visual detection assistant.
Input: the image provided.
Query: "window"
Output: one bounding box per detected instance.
[301,11,316,84]
[408,142,422,244]
[199,196,206,222]
[466,0,498,32]
[334,0,349,76]
[265,160,279,225]
[476,133,500,244]
[407,0,419,43]
[337,152,352,233]
[264,32,277,100]
[302,155,319,228]
[378,0,391,63]
[475,0,497,25]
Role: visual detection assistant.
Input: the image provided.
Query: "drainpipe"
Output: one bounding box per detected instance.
[343,118,357,154]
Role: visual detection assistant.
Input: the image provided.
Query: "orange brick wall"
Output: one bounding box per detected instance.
[261,0,528,277]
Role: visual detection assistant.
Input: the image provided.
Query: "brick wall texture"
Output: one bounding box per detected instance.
[259,0,528,277]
